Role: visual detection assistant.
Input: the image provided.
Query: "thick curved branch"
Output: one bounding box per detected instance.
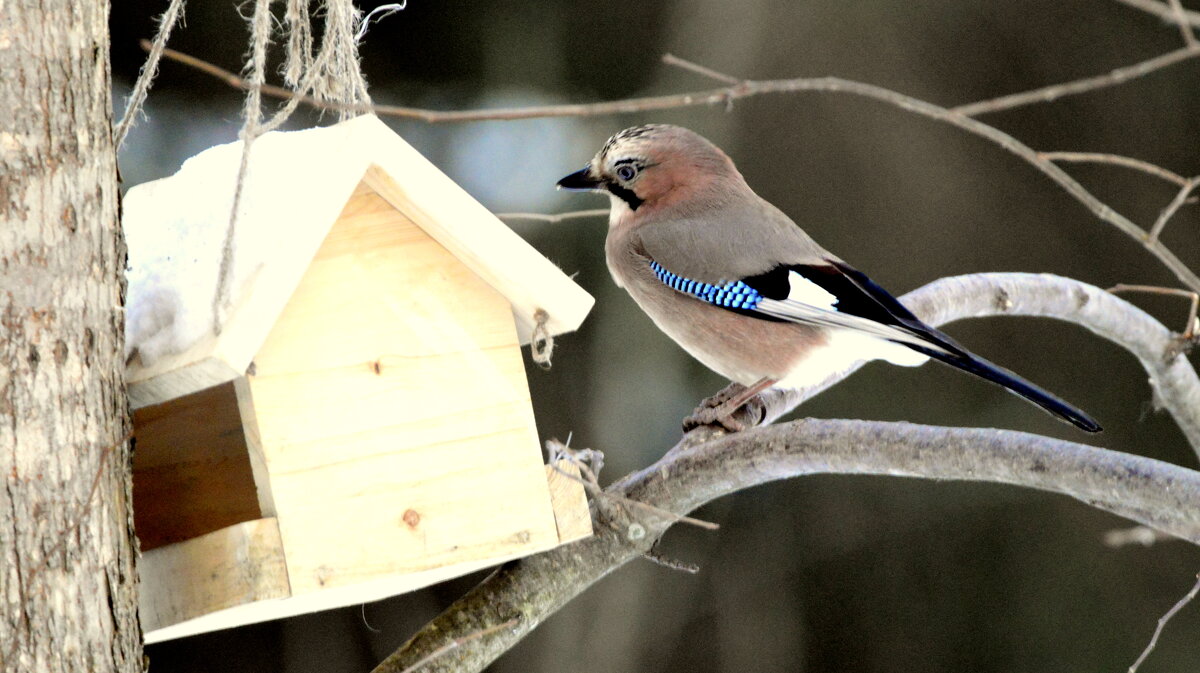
[372,273,1200,672]
[373,421,1200,673]
[908,274,1200,452]
[747,274,1200,456]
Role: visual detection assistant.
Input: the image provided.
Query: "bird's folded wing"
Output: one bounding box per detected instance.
[645,253,962,357]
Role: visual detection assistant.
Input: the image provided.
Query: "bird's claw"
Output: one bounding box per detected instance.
[682,383,766,433]
[682,406,746,433]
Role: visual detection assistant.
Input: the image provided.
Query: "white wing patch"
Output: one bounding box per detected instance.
[775,330,929,389]
[786,271,839,309]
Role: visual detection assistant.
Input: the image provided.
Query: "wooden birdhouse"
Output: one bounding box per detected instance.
[123,115,595,643]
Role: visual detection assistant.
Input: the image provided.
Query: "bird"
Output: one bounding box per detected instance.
[556,124,1100,433]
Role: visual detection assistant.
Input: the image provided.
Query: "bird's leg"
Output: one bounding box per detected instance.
[683,377,777,433]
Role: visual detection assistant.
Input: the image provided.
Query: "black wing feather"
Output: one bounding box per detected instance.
[735,260,1101,432]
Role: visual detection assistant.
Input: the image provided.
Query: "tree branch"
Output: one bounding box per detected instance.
[373,421,1200,673]
[1165,0,1200,46]
[1039,151,1192,187]
[1128,572,1200,672]
[1147,177,1199,243]
[1116,0,1200,28]
[743,274,1200,456]
[150,43,1200,293]
[495,209,609,223]
[949,46,1200,117]
[372,273,1200,673]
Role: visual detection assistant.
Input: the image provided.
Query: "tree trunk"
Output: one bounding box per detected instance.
[0,3,142,672]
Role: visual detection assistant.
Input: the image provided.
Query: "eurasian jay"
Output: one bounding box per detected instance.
[557,124,1100,432]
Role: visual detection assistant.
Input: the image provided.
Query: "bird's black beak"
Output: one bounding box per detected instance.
[556,165,603,191]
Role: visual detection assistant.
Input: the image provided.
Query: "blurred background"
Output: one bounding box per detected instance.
[110,1,1200,671]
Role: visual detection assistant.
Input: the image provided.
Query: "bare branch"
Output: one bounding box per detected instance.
[1039,151,1191,187]
[662,52,742,84]
[1128,573,1200,672]
[757,274,1200,456]
[1166,0,1200,45]
[152,41,1200,125]
[151,43,1200,292]
[1116,0,1200,27]
[374,420,1200,673]
[495,209,608,223]
[1147,177,1199,243]
[373,273,1200,673]
[1110,283,1200,340]
[950,46,1200,117]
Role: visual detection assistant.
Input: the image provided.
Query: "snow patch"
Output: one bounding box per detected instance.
[123,122,367,370]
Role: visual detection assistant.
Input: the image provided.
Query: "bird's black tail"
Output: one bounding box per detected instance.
[906,344,1102,433]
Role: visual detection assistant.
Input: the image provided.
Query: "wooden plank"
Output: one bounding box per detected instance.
[243,184,561,595]
[127,351,240,410]
[139,518,290,638]
[144,536,551,644]
[355,115,594,344]
[132,381,263,551]
[545,462,593,544]
[234,376,277,517]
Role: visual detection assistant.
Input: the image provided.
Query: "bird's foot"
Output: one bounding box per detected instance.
[683,382,768,433]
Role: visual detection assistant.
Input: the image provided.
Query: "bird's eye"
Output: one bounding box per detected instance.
[615,164,638,181]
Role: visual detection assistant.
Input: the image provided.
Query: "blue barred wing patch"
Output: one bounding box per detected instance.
[649,260,764,310]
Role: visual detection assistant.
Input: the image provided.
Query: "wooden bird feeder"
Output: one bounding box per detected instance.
[124,115,595,643]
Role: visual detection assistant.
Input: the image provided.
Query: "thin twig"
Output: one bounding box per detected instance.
[495,209,609,223]
[1166,0,1200,45]
[950,45,1200,116]
[1128,572,1200,672]
[148,43,1200,293]
[1039,151,1191,187]
[1117,0,1200,27]
[1110,283,1200,339]
[396,618,519,673]
[150,41,1200,125]
[1147,177,1199,243]
[662,52,741,84]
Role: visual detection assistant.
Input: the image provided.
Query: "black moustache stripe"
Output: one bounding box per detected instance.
[604,180,644,210]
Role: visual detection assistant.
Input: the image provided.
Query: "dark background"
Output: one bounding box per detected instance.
[110,1,1200,671]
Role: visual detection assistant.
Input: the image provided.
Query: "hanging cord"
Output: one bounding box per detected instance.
[213,0,386,333]
[211,0,272,334]
[113,0,186,150]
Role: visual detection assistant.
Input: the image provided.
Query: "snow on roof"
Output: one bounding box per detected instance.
[123,114,594,408]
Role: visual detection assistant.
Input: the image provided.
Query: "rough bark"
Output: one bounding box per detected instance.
[0,3,141,672]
